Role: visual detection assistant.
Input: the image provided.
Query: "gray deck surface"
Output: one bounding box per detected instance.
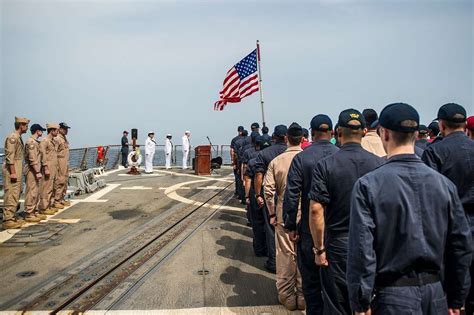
[0,167,301,314]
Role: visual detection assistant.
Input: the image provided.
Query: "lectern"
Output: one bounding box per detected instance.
[194,145,211,176]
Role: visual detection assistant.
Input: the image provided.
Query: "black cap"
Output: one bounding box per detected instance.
[362,109,378,126]
[30,124,46,133]
[59,122,71,129]
[338,109,366,129]
[379,103,419,133]
[262,126,269,134]
[428,121,440,134]
[419,124,429,134]
[250,131,260,143]
[256,135,271,149]
[123,130,129,134]
[437,103,466,123]
[237,126,244,132]
[310,115,332,131]
[273,125,287,137]
[302,128,309,138]
[287,122,303,137]
[251,122,260,129]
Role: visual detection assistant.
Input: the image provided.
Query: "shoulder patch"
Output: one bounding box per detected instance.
[28,144,35,150]
[9,137,16,144]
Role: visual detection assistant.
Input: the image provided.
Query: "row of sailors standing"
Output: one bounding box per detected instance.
[120,130,192,172]
[2,118,71,230]
[230,103,474,314]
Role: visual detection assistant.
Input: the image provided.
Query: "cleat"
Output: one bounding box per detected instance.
[41,208,56,215]
[53,203,64,209]
[25,215,41,223]
[2,219,24,229]
[34,212,47,220]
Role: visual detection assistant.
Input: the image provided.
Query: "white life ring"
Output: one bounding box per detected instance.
[127,151,142,167]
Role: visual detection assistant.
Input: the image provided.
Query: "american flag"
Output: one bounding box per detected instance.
[214,49,259,111]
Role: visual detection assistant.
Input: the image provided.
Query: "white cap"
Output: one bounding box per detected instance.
[148,131,154,134]
[166,133,172,137]
[185,130,191,134]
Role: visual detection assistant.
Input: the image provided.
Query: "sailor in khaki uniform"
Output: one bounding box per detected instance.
[53,122,71,207]
[38,123,60,215]
[24,124,48,222]
[2,116,29,229]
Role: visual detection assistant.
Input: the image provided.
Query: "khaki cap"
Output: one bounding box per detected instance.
[46,123,60,129]
[15,116,30,124]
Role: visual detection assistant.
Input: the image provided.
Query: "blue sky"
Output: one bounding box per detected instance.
[1,0,473,147]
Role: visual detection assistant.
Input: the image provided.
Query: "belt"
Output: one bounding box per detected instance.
[376,273,440,287]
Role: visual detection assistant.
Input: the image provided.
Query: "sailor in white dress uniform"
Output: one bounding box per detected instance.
[165,134,173,169]
[144,132,156,173]
[182,131,191,169]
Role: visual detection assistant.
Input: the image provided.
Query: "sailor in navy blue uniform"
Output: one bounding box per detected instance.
[422,103,474,314]
[261,126,272,145]
[308,109,384,315]
[347,103,471,315]
[244,136,271,256]
[234,129,249,203]
[230,126,245,197]
[241,131,260,177]
[283,115,339,315]
[254,125,288,273]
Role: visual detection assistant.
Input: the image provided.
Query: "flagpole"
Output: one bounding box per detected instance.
[256,40,266,128]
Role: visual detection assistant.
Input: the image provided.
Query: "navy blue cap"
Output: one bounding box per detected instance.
[262,126,269,134]
[310,115,332,131]
[238,126,244,132]
[338,109,366,129]
[302,128,309,138]
[419,124,429,134]
[256,135,271,148]
[250,131,260,143]
[379,103,419,133]
[437,103,466,123]
[251,122,260,129]
[59,122,71,129]
[30,124,46,133]
[362,109,378,126]
[273,125,287,137]
[287,122,303,137]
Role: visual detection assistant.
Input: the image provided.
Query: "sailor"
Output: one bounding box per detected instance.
[428,121,442,144]
[244,136,269,256]
[347,103,471,315]
[231,126,245,197]
[144,132,156,173]
[421,103,474,313]
[308,109,384,315]
[182,131,191,169]
[241,131,260,182]
[234,129,250,203]
[165,134,173,169]
[121,131,129,168]
[283,114,339,315]
[264,123,304,311]
[361,108,386,157]
[254,125,288,273]
[24,124,47,223]
[261,126,272,145]
[251,122,260,133]
[38,123,60,215]
[415,124,429,150]
[2,116,29,229]
[53,122,71,207]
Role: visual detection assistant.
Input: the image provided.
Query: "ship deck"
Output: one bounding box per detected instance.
[0,167,300,314]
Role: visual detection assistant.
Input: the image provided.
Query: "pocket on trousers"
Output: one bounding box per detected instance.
[431,296,448,314]
[372,290,421,315]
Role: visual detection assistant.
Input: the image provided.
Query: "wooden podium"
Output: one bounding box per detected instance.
[194,145,211,176]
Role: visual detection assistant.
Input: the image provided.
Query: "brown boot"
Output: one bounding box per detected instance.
[25,215,41,223]
[297,295,306,310]
[279,296,297,311]
[53,202,64,209]
[62,200,71,206]
[40,208,56,215]
[34,212,47,220]
[2,219,24,229]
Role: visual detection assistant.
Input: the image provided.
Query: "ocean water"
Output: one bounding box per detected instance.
[0,145,231,185]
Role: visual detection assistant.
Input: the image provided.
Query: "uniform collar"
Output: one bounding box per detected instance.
[285,146,302,153]
[30,135,40,143]
[312,139,332,146]
[386,153,421,163]
[445,131,466,139]
[340,142,362,150]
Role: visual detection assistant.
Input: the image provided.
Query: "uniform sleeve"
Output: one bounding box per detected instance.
[4,136,16,165]
[25,143,38,166]
[254,152,266,174]
[421,146,441,171]
[308,160,330,205]
[283,156,303,231]
[264,161,276,207]
[40,140,49,167]
[444,184,472,308]
[347,178,376,313]
[245,159,255,178]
